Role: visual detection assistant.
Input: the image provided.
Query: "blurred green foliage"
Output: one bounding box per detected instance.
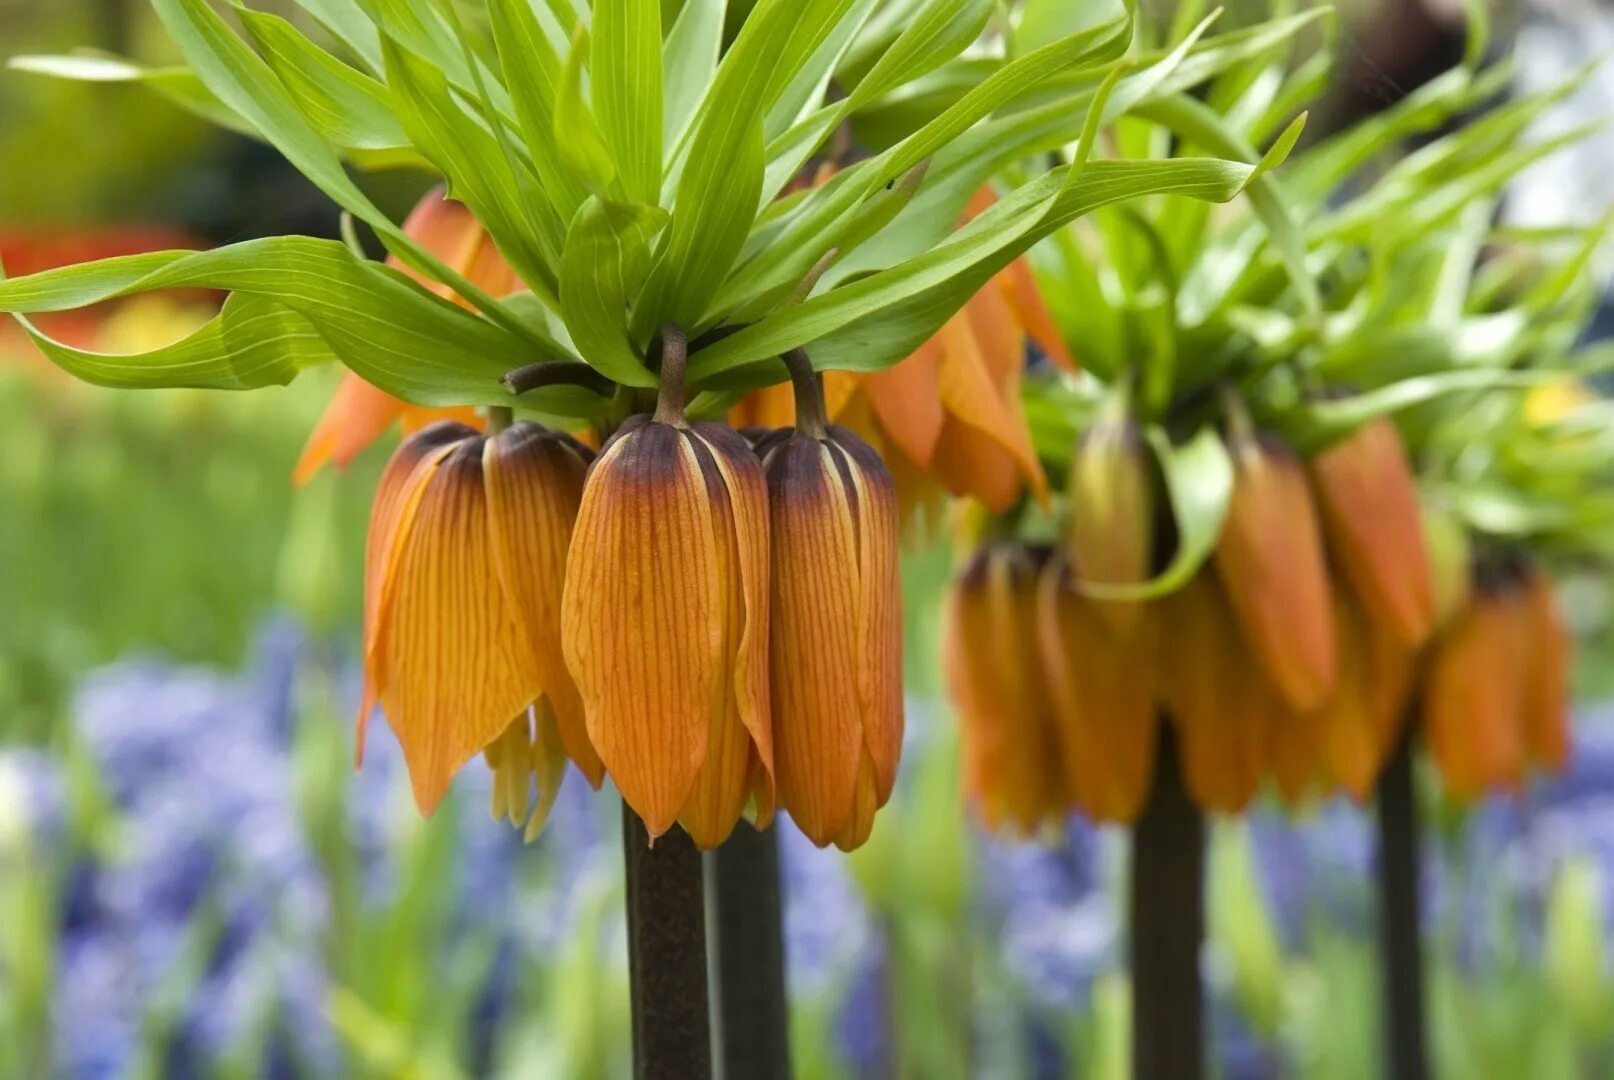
[0,361,376,742]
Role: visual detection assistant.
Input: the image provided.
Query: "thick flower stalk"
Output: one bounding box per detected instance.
[561,330,773,849]
[947,543,1066,834]
[755,355,902,851]
[360,419,600,830]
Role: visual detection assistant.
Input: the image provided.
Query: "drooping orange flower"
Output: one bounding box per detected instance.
[731,189,1074,517]
[947,543,1067,834]
[1520,567,1571,773]
[561,408,774,849]
[1309,417,1435,647]
[758,417,903,851]
[1064,397,1153,637]
[293,190,518,484]
[1160,571,1271,813]
[1423,575,1528,802]
[1036,556,1159,824]
[1215,427,1338,712]
[360,420,601,824]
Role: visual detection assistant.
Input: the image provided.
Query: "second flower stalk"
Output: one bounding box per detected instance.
[363,329,905,852]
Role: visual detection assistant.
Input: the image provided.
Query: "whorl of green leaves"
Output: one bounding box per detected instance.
[1019,4,1611,588]
[1,0,1306,418]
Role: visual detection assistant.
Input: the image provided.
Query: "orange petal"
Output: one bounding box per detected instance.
[831,752,880,852]
[864,342,946,471]
[376,439,544,814]
[933,312,1048,509]
[837,431,905,808]
[358,422,479,763]
[483,423,603,786]
[1520,569,1571,773]
[945,545,1065,834]
[1037,559,1158,824]
[1214,433,1337,711]
[1423,584,1527,802]
[765,433,866,845]
[1309,418,1435,647]
[1161,572,1270,813]
[679,425,773,848]
[562,421,721,839]
[1065,417,1152,637]
[1000,257,1075,371]
[295,373,411,485]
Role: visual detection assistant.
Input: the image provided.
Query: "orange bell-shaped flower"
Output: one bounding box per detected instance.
[947,543,1067,834]
[360,420,600,824]
[1309,416,1435,647]
[1423,572,1528,802]
[1159,571,1271,813]
[1215,414,1337,712]
[756,367,903,851]
[561,337,773,849]
[1036,556,1159,824]
[1520,566,1571,773]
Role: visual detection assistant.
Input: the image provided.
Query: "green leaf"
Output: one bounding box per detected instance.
[0,239,586,411]
[486,0,589,222]
[1135,95,1316,316]
[555,29,622,196]
[689,155,1263,380]
[662,0,727,150]
[235,7,408,152]
[592,0,664,205]
[297,0,384,71]
[11,292,336,391]
[149,0,535,344]
[1075,426,1232,600]
[1287,371,1550,455]
[8,52,256,137]
[381,35,562,292]
[761,0,992,201]
[722,10,1134,316]
[559,198,667,388]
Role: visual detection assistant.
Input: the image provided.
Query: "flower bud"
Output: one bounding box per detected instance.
[1066,409,1153,637]
[1160,571,1270,813]
[1308,417,1433,647]
[1215,429,1337,711]
[561,416,773,849]
[1423,573,1527,802]
[361,420,599,826]
[946,543,1066,834]
[759,424,903,851]
[1421,502,1472,633]
[1520,567,1571,773]
[1036,557,1159,823]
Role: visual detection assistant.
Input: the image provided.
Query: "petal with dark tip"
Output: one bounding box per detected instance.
[483,422,603,786]
[562,422,722,839]
[377,439,540,814]
[678,427,771,848]
[766,433,865,845]
[357,421,480,763]
[1215,433,1337,711]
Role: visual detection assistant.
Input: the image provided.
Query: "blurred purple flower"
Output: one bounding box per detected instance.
[780,815,870,994]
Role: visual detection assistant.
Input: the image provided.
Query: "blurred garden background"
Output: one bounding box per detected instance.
[1,0,1613,1077]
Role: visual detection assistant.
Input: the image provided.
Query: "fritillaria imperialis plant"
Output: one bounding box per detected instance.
[946,12,1611,828]
[0,0,1300,851]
